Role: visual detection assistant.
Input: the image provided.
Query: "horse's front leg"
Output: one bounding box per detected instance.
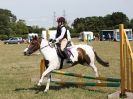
[44,73,51,93]
[38,66,54,86]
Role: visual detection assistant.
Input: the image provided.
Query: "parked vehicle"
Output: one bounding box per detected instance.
[4,37,24,44]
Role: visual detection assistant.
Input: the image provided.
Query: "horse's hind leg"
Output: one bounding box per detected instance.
[90,63,101,83]
[84,54,101,83]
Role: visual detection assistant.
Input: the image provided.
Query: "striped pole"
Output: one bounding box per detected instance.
[52,80,120,87]
[52,70,120,82]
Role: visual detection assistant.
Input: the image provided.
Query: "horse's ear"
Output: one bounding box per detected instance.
[34,36,38,40]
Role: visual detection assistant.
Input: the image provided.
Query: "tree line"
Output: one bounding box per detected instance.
[0,9,45,39]
[0,8,133,39]
[72,12,133,34]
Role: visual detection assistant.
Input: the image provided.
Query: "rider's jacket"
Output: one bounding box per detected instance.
[55,25,67,42]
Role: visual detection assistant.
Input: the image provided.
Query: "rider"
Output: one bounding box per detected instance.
[51,17,72,63]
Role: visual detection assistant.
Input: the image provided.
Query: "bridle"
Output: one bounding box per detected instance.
[28,37,57,55]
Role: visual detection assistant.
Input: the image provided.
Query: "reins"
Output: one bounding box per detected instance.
[40,44,50,50]
[40,39,57,50]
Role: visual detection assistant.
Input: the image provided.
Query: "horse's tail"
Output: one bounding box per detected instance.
[93,49,109,67]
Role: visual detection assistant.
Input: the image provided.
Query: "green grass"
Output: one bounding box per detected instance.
[0,39,132,99]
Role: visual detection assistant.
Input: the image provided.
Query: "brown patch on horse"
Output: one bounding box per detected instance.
[45,59,49,69]
[27,36,41,55]
[77,47,91,65]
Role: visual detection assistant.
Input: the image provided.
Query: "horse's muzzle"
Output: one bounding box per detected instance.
[23,50,31,56]
[23,48,31,56]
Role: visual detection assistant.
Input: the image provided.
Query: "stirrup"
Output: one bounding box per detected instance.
[66,59,73,64]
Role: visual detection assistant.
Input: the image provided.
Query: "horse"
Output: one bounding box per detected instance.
[24,33,109,92]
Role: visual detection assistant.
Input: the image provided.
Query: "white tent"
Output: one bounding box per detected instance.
[113,29,132,41]
[80,31,93,41]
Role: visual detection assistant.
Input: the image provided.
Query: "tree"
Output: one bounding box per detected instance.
[72,18,85,33]
[72,16,106,33]
[84,16,106,32]
[15,19,28,35]
[71,12,131,34]
[0,8,46,39]
[27,25,45,36]
[111,12,129,28]
[0,9,16,36]
[129,19,133,29]
[49,27,57,30]
[104,14,114,29]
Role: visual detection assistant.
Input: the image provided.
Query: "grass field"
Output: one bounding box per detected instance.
[0,38,132,99]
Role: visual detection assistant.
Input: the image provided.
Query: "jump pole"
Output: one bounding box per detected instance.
[39,60,120,87]
[39,59,120,82]
[52,70,120,82]
[52,80,120,87]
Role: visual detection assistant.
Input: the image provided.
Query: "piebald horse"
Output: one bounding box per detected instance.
[25,33,109,92]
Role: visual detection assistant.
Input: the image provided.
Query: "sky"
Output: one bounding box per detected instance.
[0,0,133,28]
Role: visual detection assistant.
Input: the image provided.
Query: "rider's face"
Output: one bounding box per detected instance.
[57,22,61,26]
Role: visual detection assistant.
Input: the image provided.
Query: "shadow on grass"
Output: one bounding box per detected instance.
[14,84,106,94]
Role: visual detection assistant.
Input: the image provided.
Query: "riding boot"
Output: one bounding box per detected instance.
[63,48,73,64]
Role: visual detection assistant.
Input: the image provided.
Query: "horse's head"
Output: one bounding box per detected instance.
[24,36,40,56]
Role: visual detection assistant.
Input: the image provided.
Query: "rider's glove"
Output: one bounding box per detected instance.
[52,39,56,43]
[49,39,53,42]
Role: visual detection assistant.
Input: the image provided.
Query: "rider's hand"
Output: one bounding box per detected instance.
[49,39,53,42]
[52,39,56,43]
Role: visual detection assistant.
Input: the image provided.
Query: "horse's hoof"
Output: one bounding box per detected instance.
[44,90,48,93]
[97,81,101,83]
[37,82,41,86]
